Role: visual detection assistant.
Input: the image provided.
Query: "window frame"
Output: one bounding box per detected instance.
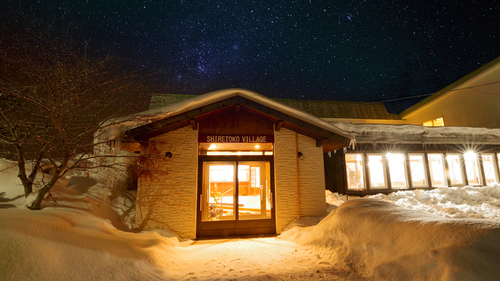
[445,153,466,186]
[408,153,429,188]
[345,153,366,191]
[482,153,499,184]
[366,153,389,190]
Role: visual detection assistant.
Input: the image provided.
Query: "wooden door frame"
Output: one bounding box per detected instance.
[196,155,276,238]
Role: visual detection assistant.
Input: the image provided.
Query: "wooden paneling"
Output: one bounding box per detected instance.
[323,152,347,194]
[198,105,274,135]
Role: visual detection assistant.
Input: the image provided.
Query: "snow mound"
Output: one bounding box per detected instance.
[285,198,500,280]
[0,208,180,281]
[372,184,500,221]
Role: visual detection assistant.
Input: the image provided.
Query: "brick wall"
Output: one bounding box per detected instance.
[134,126,198,239]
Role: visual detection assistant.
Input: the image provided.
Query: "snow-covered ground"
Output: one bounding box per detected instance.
[1,158,500,280]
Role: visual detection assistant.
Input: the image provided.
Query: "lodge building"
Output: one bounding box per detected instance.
[103,56,500,240]
[114,89,353,239]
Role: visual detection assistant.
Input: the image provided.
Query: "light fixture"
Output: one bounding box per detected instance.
[464,151,477,161]
[298,152,305,160]
[255,145,260,149]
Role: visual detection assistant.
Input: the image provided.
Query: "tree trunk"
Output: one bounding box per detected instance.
[28,159,68,210]
[14,145,34,198]
[28,176,58,210]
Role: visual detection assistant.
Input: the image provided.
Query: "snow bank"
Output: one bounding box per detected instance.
[372,184,500,221]
[4,156,500,280]
[0,208,179,281]
[284,198,500,280]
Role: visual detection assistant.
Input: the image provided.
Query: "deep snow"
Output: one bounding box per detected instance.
[1,158,500,280]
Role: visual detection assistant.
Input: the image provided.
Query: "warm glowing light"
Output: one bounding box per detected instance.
[386,153,404,162]
[208,144,217,150]
[464,151,476,160]
[255,145,260,149]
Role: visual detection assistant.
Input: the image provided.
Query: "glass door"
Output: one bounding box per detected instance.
[238,161,271,220]
[201,162,236,222]
[197,157,275,237]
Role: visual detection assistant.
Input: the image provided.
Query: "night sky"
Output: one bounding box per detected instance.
[2,0,499,112]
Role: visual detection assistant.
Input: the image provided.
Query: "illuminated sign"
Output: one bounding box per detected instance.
[199,134,274,143]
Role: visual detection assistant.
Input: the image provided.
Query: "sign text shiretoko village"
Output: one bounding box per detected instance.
[199,134,274,143]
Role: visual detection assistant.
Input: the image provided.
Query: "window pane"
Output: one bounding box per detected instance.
[464,152,481,185]
[387,153,407,189]
[238,161,271,220]
[346,154,365,190]
[368,155,386,189]
[433,117,444,126]
[422,120,433,127]
[409,154,428,187]
[446,154,464,185]
[428,154,446,187]
[482,154,497,184]
[202,163,235,221]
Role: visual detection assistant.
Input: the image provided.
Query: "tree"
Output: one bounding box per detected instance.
[0,11,150,210]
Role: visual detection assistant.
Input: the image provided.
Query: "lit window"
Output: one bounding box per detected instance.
[409,154,428,188]
[464,151,481,185]
[446,154,464,185]
[368,155,387,189]
[346,154,365,190]
[422,117,445,127]
[422,120,433,127]
[481,154,498,184]
[428,154,446,187]
[387,153,407,189]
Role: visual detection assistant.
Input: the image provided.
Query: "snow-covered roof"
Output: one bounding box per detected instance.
[329,121,500,145]
[122,88,354,143]
[149,93,400,120]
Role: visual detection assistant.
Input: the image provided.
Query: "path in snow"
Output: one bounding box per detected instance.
[170,237,364,281]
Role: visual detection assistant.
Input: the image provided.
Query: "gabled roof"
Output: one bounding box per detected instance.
[123,89,353,151]
[150,93,400,120]
[400,56,500,118]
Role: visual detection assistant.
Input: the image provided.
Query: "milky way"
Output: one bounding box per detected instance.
[3,0,499,112]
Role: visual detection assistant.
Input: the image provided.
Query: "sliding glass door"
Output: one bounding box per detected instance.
[197,157,275,237]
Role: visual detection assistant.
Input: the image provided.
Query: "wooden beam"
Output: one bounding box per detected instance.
[316,138,328,147]
[189,119,197,130]
[235,104,240,116]
[124,96,241,140]
[275,120,284,131]
[239,98,352,146]
[125,95,352,147]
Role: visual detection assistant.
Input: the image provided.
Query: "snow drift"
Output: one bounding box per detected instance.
[284,198,500,280]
